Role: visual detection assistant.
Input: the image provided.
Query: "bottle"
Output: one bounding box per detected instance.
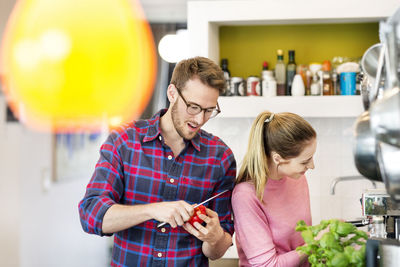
[261,61,269,77]
[296,64,308,93]
[310,73,321,96]
[221,58,231,96]
[274,49,286,96]
[305,70,312,95]
[260,61,270,96]
[332,70,340,95]
[262,70,277,97]
[291,74,305,96]
[286,50,296,95]
[370,216,387,238]
[322,60,333,95]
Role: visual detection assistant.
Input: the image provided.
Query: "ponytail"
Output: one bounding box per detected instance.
[236,111,273,201]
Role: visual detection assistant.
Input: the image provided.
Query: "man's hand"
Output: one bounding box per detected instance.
[182,208,224,245]
[149,201,194,228]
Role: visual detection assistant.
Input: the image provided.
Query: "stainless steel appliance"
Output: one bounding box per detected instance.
[355,6,400,267]
[362,190,400,239]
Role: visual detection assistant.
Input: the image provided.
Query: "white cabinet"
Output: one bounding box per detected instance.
[187,0,399,118]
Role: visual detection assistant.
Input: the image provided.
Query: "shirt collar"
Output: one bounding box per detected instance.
[143,109,165,143]
[190,131,201,152]
[143,109,201,152]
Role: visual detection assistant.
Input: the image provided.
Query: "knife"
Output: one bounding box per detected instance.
[157,189,229,228]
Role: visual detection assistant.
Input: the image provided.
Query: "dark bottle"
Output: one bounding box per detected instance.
[286,50,296,95]
[221,58,231,96]
[275,49,286,96]
[332,70,340,95]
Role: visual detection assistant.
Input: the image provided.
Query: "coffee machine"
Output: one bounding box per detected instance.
[354,6,400,267]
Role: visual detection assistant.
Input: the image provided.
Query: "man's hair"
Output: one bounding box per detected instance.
[170,57,226,94]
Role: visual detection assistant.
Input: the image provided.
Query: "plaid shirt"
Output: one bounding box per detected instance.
[78,109,236,267]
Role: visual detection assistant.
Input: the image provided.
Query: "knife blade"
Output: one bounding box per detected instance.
[157,189,229,228]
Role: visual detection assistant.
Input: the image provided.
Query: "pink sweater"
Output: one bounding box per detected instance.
[232,176,311,267]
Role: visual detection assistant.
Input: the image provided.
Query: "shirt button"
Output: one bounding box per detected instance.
[157,252,162,258]
[169,178,175,183]
[161,228,166,233]
[167,155,172,160]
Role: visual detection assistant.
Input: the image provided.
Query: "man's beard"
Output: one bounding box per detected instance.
[171,101,197,140]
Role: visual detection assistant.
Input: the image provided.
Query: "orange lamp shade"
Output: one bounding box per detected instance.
[0,0,156,132]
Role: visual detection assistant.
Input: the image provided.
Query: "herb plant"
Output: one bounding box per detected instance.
[295,219,368,267]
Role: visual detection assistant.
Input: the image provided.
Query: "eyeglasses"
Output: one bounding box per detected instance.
[175,87,221,119]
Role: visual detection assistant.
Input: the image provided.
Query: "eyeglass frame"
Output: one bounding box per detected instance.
[174,85,221,119]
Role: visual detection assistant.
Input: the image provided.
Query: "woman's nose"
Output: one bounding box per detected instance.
[307,159,315,170]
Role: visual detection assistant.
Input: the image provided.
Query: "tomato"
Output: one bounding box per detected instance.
[188,205,207,226]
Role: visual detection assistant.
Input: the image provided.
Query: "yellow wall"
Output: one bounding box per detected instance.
[219,23,379,78]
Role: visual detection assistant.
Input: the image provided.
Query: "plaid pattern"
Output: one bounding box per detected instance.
[78,109,236,267]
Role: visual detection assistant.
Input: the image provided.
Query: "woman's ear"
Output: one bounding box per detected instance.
[271,151,284,165]
[167,84,177,103]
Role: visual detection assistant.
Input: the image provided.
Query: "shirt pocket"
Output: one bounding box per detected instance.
[123,167,164,205]
[178,176,214,206]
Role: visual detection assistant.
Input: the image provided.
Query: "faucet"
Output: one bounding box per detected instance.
[330,175,377,195]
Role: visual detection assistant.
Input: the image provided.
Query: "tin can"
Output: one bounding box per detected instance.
[230,77,246,96]
[340,72,356,95]
[246,76,261,96]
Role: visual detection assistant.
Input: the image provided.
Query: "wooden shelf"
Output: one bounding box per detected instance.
[218,95,364,118]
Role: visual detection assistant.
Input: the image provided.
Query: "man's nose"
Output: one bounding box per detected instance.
[193,110,207,125]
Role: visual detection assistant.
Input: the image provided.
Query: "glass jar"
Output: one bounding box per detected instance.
[370,215,387,238]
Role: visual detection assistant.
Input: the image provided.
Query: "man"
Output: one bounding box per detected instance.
[78,57,236,266]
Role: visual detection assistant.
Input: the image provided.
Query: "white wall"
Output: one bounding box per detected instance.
[18,130,110,267]
[0,96,111,267]
[0,0,14,75]
[0,0,113,264]
[204,117,385,224]
[204,116,386,259]
[0,113,21,266]
[138,0,217,23]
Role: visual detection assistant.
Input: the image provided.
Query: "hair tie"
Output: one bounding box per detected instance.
[264,113,274,123]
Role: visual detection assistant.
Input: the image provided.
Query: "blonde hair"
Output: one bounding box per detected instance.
[236,111,316,201]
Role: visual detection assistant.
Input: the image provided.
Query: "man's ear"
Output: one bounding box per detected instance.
[167,84,178,103]
[271,151,284,165]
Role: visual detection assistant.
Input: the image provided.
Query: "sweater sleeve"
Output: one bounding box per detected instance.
[232,184,301,267]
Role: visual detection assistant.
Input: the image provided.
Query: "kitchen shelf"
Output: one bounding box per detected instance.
[218,95,364,118]
[188,0,399,63]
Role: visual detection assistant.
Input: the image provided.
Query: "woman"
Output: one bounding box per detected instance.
[232,111,317,267]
